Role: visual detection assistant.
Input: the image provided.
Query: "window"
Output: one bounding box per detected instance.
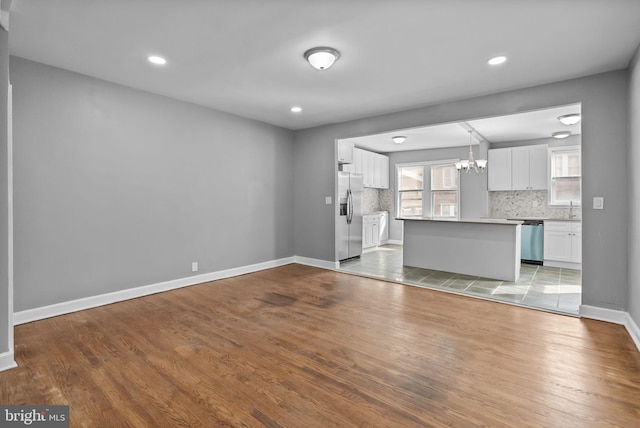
[398,166,424,217]
[549,146,581,206]
[431,164,459,218]
[397,161,459,218]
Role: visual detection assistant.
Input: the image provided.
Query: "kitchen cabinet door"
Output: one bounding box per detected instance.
[380,155,390,189]
[337,140,354,164]
[488,148,512,191]
[571,231,582,263]
[353,148,363,174]
[511,147,531,190]
[528,145,548,190]
[362,151,372,187]
[372,153,382,188]
[362,215,380,248]
[544,230,572,262]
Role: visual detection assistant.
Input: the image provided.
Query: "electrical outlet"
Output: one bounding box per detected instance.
[191,262,198,272]
[325,196,332,205]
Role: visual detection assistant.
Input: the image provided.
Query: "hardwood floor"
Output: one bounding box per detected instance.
[2,264,639,427]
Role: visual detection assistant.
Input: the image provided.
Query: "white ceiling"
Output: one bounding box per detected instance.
[8,1,640,131]
[342,103,582,153]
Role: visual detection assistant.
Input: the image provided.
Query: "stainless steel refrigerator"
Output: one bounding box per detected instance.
[338,172,363,261]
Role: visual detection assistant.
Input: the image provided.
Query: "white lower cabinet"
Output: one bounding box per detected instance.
[363,214,380,249]
[544,221,581,268]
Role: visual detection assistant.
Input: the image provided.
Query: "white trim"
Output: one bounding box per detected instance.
[543,260,581,269]
[7,83,12,356]
[579,305,627,324]
[0,350,16,372]
[580,305,640,352]
[293,256,336,271]
[396,158,460,168]
[625,313,640,352]
[388,239,403,245]
[14,257,295,325]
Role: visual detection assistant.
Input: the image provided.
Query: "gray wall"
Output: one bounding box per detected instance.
[0,28,8,354]
[11,57,295,311]
[628,45,640,325]
[294,70,629,311]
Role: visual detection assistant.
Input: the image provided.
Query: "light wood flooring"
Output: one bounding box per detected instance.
[1,264,639,427]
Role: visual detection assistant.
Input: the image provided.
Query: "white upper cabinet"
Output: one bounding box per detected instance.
[352,148,389,189]
[512,145,547,190]
[337,140,355,164]
[379,155,390,189]
[488,145,547,191]
[488,148,512,191]
[528,145,548,190]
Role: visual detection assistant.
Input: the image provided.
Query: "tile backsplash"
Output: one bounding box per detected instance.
[362,188,395,214]
[362,188,380,213]
[489,190,581,220]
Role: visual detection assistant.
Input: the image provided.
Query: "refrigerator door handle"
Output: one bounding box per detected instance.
[347,189,353,224]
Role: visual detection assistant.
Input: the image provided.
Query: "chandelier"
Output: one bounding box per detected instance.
[455,130,487,174]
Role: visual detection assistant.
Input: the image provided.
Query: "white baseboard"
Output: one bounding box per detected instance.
[544,260,581,269]
[387,239,403,245]
[293,256,337,270]
[580,305,640,352]
[14,257,295,325]
[625,313,640,352]
[579,305,627,324]
[0,351,17,372]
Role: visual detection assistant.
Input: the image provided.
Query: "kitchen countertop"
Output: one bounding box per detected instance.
[397,217,523,226]
[506,217,581,222]
[363,211,388,216]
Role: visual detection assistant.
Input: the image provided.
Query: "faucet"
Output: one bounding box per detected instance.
[569,200,577,218]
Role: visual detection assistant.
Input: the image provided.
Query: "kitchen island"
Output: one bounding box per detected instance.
[400,217,523,281]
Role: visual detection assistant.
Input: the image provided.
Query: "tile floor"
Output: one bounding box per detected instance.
[339,244,582,315]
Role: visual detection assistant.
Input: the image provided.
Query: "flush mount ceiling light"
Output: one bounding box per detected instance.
[290,106,302,113]
[148,55,167,65]
[487,55,507,66]
[304,47,340,70]
[455,130,487,174]
[558,113,581,126]
[391,136,407,144]
[552,131,572,139]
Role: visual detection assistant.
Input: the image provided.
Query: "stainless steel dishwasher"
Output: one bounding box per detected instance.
[521,220,544,264]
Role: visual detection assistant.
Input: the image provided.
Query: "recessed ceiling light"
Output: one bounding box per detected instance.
[487,55,507,66]
[290,106,302,113]
[148,55,167,65]
[557,113,581,126]
[552,131,571,139]
[391,136,407,144]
